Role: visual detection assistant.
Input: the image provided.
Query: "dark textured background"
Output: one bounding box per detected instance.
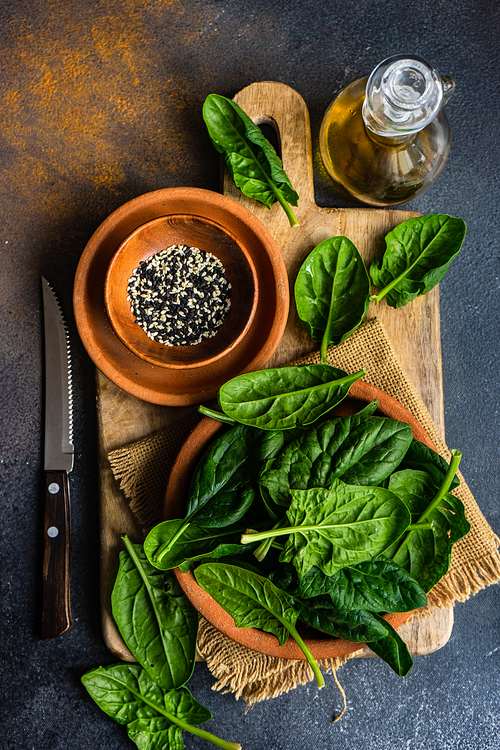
[1,1,499,748]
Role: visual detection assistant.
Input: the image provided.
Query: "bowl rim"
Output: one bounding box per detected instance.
[165,379,437,659]
[73,187,289,405]
[104,213,260,370]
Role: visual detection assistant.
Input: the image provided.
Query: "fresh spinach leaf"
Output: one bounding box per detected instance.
[297,558,427,613]
[82,664,241,750]
[218,364,366,430]
[188,484,257,530]
[186,423,284,526]
[370,214,466,308]
[194,562,325,688]
[259,411,413,507]
[203,93,299,227]
[295,236,370,360]
[281,592,389,643]
[195,563,293,645]
[439,492,471,544]
[144,520,252,572]
[111,536,198,690]
[242,479,411,577]
[385,450,468,592]
[366,613,414,676]
[269,565,390,642]
[269,565,413,676]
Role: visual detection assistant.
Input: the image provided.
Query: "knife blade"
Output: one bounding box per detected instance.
[41,277,73,639]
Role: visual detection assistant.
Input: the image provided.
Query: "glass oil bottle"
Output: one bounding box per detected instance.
[319,54,455,206]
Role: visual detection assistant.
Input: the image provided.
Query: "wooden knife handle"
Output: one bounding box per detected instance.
[41,469,72,639]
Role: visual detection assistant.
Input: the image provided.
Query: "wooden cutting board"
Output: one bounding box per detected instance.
[96,81,452,661]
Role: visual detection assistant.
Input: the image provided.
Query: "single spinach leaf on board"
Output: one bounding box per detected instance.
[186,422,284,526]
[81,664,241,750]
[218,364,366,430]
[259,411,413,507]
[297,558,427,613]
[366,613,414,676]
[203,93,299,227]
[384,450,468,592]
[144,520,252,572]
[242,479,411,577]
[111,536,198,691]
[370,214,466,308]
[194,562,325,688]
[295,236,370,360]
[398,438,460,491]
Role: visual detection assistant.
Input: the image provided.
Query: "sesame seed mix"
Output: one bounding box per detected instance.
[127,244,232,346]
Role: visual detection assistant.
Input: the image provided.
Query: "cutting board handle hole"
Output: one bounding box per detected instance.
[257,119,281,159]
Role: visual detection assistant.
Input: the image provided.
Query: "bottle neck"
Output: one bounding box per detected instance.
[362,55,452,138]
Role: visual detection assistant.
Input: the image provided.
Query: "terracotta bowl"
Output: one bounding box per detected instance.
[163,380,437,660]
[105,214,258,369]
[73,188,289,406]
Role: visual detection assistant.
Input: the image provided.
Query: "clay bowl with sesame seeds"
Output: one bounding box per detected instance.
[73,187,289,406]
[105,214,259,369]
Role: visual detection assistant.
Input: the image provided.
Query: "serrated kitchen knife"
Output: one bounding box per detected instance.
[41,277,73,639]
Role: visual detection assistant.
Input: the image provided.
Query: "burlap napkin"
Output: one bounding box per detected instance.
[108,317,500,706]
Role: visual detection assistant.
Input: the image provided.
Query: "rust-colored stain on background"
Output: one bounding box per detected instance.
[0,0,292,353]
[0,0,217,218]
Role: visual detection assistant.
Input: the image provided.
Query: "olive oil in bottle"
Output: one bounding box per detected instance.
[319,55,455,206]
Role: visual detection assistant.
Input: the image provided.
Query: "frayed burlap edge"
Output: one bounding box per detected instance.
[197,616,349,713]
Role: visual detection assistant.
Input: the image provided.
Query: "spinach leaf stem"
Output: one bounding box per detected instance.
[285,623,325,689]
[152,520,190,564]
[369,253,422,304]
[242,517,408,544]
[268,182,299,227]
[253,518,287,562]
[320,261,341,363]
[406,522,433,531]
[242,519,431,547]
